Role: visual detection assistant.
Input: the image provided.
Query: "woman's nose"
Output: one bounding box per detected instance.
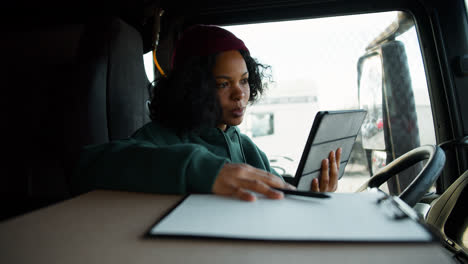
[231,84,245,101]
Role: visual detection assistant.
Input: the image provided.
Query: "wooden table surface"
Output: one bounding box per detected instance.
[0,190,456,264]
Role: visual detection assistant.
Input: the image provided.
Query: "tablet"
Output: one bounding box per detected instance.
[293,110,367,190]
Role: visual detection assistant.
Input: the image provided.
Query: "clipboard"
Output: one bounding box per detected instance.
[146,191,437,243]
[293,110,367,190]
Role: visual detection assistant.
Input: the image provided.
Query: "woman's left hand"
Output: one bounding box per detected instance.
[311,148,342,192]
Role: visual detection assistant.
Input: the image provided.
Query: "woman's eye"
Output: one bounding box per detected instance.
[241,78,249,85]
[217,82,229,88]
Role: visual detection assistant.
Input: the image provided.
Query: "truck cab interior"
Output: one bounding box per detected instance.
[2,0,467,262]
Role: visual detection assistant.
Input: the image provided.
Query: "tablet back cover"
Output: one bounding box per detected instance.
[294,110,367,190]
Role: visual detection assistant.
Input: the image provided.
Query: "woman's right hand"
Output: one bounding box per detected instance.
[212,163,296,201]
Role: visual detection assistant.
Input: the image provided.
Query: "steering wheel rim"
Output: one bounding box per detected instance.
[356,145,446,207]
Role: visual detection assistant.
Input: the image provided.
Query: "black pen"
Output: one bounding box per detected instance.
[273,188,331,198]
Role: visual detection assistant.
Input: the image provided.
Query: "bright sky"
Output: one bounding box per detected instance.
[144,11,431,108]
[144,11,431,110]
[223,11,429,109]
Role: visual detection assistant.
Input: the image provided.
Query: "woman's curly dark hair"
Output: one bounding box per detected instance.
[148,50,271,133]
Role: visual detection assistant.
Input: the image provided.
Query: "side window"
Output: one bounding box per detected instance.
[466,0,468,18]
[224,11,435,194]
[143,51,155,82]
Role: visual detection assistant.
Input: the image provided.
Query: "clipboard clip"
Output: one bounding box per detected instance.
[370,188,421,221]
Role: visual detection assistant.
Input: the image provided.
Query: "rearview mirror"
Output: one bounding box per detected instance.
[358,53,385,150]
[357,40,422,194]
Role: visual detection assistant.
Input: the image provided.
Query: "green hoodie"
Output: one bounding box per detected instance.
[73,121,280,195]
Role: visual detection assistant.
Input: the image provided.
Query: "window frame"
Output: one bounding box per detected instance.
[187,0,460,193]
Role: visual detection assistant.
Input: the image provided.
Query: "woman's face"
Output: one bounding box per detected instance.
[213,50,250,131]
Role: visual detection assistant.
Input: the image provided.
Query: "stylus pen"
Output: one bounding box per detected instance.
[273,188,331,198]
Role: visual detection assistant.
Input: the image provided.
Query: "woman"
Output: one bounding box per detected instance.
[74,24,341,201]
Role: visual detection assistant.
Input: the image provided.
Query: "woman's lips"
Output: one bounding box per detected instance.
[231,107,245,117]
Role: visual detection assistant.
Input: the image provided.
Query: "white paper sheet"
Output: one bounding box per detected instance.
[149,192,433,242]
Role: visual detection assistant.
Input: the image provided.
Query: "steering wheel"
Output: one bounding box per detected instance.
[355,145,446,207]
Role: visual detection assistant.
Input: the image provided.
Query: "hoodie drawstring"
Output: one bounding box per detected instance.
[235,129,247,164]
[217,127,247,164]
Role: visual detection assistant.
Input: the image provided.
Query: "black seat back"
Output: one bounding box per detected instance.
[2,17,150,220]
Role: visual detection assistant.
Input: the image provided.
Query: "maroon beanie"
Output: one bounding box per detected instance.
[171,24,249,69]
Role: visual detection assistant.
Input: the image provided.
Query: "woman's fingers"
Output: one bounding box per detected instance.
[320,158,330,192]
[214,147,343,200]
[237,178,283,199]
[311,178,320,192]
[328,150,338,192]
[314,148,341,192]
[234,187,257,201]
[212,163,293,201]
[248,167,295,190]
[336,147,342,170]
